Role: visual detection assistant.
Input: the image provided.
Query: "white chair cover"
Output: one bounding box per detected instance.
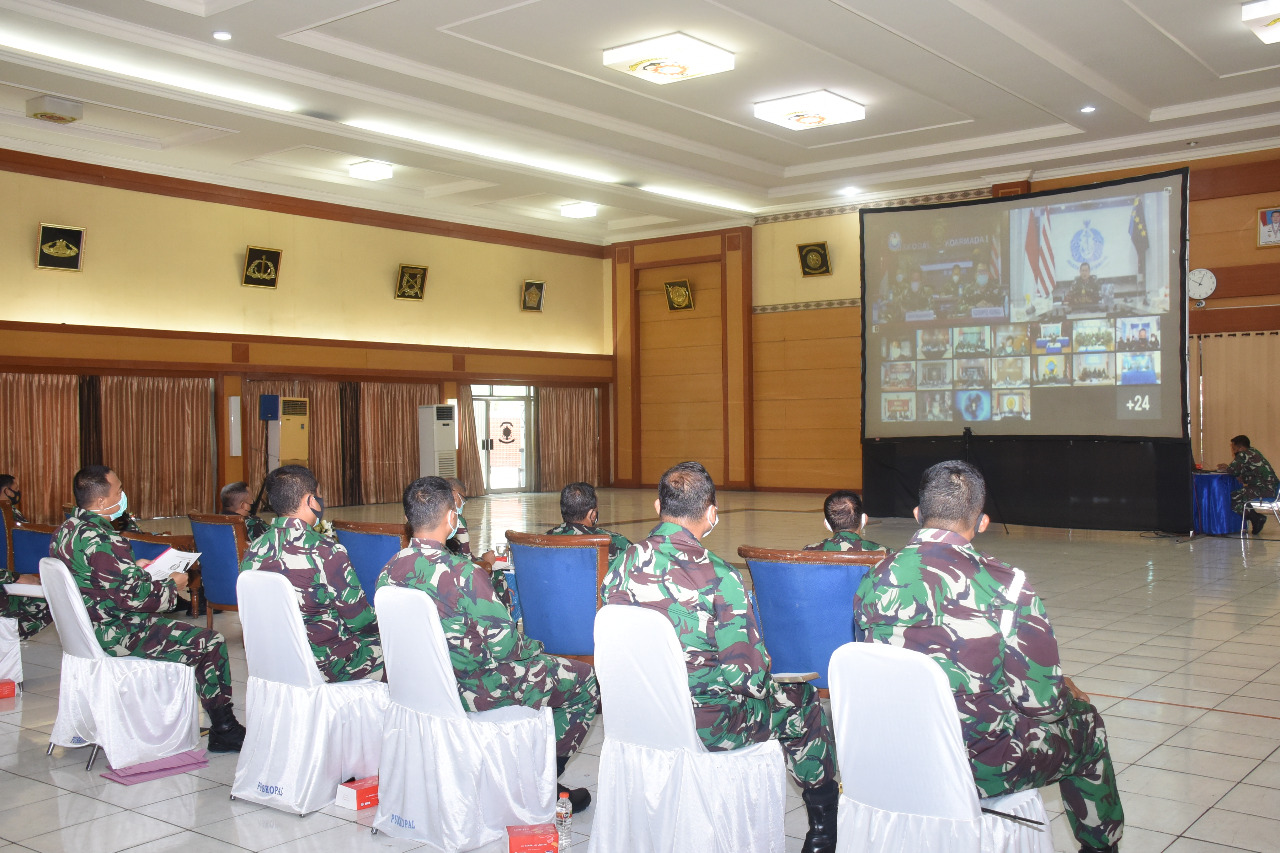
[829,643,1053,853]
[372,586,556,849]
[0,617,21,684]
[231,571,388,815]
[39,557,199,768]
[588,605,786,853]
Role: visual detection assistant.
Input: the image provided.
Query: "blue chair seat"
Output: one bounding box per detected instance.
[11,525,57,576]
[505,530,612,658]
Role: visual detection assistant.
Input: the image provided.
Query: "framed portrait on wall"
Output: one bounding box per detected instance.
[521,280,545,311]
[395,264,427,300]
[1259,208,1280,247]
[243,246,282,288]
[36,224,85,271]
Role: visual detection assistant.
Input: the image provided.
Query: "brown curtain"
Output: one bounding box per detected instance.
[537,386,600,491]
[0,373,80,524]
[1199,332,1280,467]
[100,376,214,518]
[242,379,344,504]
[358,381,441,504]
[456,384,486,496]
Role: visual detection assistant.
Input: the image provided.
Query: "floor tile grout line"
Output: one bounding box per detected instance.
[1090,693,1280,721]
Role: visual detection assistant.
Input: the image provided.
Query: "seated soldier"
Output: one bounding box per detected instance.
[240,465,383,682]
[805,490,887,552]
[855,461,1123,853]
[219,481,269,542]
[0,473,52,638]
[444,477,513,609]
[603,461,839,853]
[1217,435,1280,535]
[378,476,598,813]
[52,466,245,751]
[0,474,27,523]
[545,482,630,568]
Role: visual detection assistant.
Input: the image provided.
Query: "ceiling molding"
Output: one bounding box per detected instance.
[1150,87,1280,122]
[755,187,991,224]
[1117,0,1220,79]
[138,0,254,15]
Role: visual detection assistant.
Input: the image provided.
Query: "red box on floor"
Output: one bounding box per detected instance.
[507,823,558,852]
[335,776,378,810]
[0,680,15,699]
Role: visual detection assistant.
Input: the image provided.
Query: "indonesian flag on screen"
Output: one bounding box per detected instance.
[1025,207,1055,299]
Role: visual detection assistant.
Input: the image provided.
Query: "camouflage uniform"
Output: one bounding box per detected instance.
[1226,447,1280,514]
[855,528,1123,850]
[240,517,383,683]
[243,514,270,543]
[0,583,51,639]
[545,521,631,569]
[51,509,233,712]
[603,522,836,790]
[377,538,598,757]
[803,528,887,553]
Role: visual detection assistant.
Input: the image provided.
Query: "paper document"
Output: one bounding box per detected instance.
[143,547,200,581]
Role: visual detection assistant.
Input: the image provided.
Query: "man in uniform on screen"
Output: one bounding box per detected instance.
[1218,435,1280,535]
[1065,262,1100,312]
[856,461,1124,853]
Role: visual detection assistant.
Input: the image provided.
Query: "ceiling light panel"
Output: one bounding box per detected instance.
[560,201,598,218]
[1243,0,1280,21]
[753,90,865,131]
[349,160,393,180]
[602,32,734,84]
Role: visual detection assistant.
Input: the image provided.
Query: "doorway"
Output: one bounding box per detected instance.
[470,385,533,492]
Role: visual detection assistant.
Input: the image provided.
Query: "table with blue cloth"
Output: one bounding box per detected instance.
[1194,471,1243,535]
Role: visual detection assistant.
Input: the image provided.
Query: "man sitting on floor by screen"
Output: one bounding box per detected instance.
[855,460,1123,853]
[603,461,839,853]
[546,482,630,569]
[1218,434,1280,535]
[804,490,887,553]
[378,476,598,813]
[240,465,383,682]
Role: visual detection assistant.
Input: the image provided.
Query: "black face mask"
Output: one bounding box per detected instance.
[310,495,325,522]
[5,489,19,506]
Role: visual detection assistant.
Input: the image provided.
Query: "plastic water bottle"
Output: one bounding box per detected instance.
[555,791,573,848]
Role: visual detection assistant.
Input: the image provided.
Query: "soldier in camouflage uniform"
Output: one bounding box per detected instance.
[444,477,513,610]
[240,466,383,682]
[220,481,270,542]
[602,461,839,853]
[1,474,53,638]
[804,489,887,553]
[51,466,245,752]
[855,460,1123,853]
[1218,434,1280,534]
[378,476,597,812]
[1,475,27,523]
[545,482,630,569]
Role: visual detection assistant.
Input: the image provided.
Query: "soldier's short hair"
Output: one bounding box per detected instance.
[266,465,318,515]
[404,476,454,531]
[658,461,717,521]
[445,478,466,499]
[73,465,114,508]
[1232,435,1251,449]
[823,490,864,532]
[918,460,986,528]
[219,481,250,512]
[0,474,14,492]
[560,482,597,523]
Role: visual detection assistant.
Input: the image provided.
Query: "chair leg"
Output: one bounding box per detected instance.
[85,744,100,772]
[46,742,54,756]
[207,606,214,631]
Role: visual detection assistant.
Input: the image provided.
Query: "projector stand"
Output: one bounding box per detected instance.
[963,427,1011,535]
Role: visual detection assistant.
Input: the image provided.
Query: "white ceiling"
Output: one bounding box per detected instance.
[2,0,1280,244]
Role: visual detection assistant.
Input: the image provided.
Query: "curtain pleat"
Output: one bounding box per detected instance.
[0,373,80,524]
[536,386,600,491]
[456,384,486,496]
[100,376,214,518]
[358,382,441,504]
[340,382,363,506]
[242,379,344,504]
[78,374,103,467]
[1199,332,1280,467]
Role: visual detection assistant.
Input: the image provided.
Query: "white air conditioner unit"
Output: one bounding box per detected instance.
[265,396,310,471]
[418,404,457,478]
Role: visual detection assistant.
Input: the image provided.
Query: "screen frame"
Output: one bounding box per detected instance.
[858,167,1190,443]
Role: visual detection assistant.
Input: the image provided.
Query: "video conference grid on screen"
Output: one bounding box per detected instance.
[862,171,1187,440]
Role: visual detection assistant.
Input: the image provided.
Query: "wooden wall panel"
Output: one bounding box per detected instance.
[1198,332,1280,468]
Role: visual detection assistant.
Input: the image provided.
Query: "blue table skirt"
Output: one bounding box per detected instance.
[1194,472,1242,535]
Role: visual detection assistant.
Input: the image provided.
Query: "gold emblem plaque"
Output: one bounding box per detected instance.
[664,279,694,311]
[797,241,832,277]
[395,264,428,300]
[36,224,85,271]
[242,246,282,288]
[521,280,545,312]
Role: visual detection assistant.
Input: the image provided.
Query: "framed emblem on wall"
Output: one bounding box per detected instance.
[395,264,428,300]
[36,224,85,271]
[522,280,545,311]
[797,242,832,276]
[664,279,694,311]
[242,246,282,288]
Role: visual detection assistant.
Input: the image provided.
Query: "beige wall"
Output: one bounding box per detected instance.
[753,215,862,306]
[1,170,611,355]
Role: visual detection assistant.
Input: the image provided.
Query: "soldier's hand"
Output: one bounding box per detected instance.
[479,550,498,569]
[15,574,39,585]
[169,571,189,592]
[1063,676,1089,702]
[136,558,153,568]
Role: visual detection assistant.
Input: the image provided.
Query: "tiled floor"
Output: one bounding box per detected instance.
[7,488,1280,852]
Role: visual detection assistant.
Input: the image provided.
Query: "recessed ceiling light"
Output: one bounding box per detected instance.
[753,91,866,131]
[1187,141,1199,147]
[603,33,734,85]
[840,186,861,197]
[560,201,599,219]
[1242,0,1280,21]
[212,31,232,41]
[1080,105,1096,113]
[348,160,393,181]
[1242,1,1280,41]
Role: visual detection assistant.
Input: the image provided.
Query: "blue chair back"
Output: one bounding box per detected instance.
[333,523,407,603]
[507,530,611,657]
[504,569,521,623]
[127,539,170,563]
[740,546,888,689]
[0,501,13,575]
[12,526,56,575]
[188,515,246,608]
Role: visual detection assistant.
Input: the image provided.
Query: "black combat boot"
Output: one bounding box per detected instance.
[555,755,592,813]
[800,780,839,853]
[1079,845,1119,853]
[1250,509,1266,535]
[207,705,246,753]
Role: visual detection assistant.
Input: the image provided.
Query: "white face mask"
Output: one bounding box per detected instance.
[705,507,719,536]
[448,508,459,540]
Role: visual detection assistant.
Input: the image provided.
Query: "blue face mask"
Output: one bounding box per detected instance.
[106,491,128,521]
[976,273,990,286]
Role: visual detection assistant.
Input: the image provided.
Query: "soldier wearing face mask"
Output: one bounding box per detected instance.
[0,474,27,523]
[240,465,383,682]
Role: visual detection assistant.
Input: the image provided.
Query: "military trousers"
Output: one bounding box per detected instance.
[315,634,384,684]
[695,681,837,790]
[973,697,1123,850]
[1232,487,1270,515]
[103,615,234,713]
[2,595,52,639]
[464,653,599,758]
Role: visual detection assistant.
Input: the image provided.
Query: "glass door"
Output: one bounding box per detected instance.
[471,386,533,492]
